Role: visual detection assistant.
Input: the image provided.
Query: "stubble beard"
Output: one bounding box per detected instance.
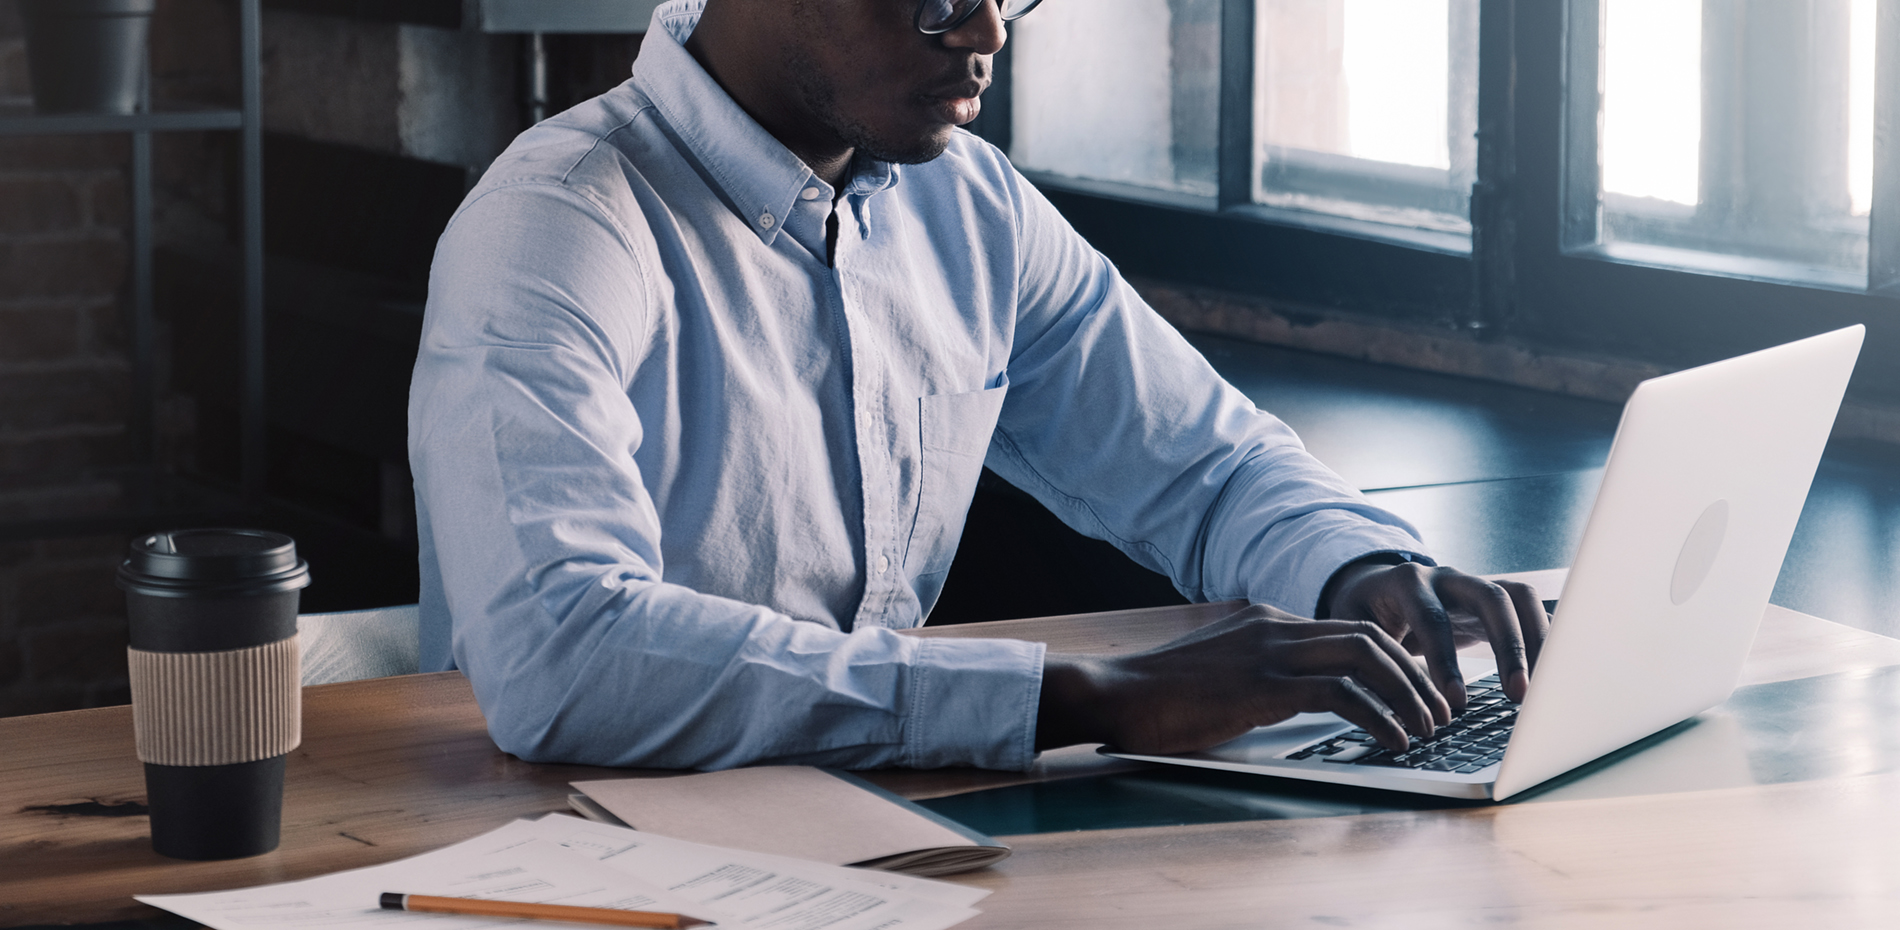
[785,48,955,166]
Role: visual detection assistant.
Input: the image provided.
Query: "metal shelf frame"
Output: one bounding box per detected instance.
[1,0,266,534]
[0,104,243,135]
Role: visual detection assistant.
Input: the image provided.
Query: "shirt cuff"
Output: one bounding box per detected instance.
[1313,549,1440,617]
[1250,510,1434,617]
[903,634,1047,771]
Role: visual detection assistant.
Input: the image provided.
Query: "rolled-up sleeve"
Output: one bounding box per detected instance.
[411,181,1044,770]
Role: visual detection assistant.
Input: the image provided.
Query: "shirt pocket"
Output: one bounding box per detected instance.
[905,383,1009,577]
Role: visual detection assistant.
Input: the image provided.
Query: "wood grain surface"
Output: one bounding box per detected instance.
[6,578,1900,927]
[946,769,1900,928]
[0,673,615,925]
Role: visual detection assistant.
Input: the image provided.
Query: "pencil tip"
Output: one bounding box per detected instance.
[679,919,715,928]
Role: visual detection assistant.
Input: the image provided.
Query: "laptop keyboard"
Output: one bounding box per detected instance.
[1285,673,1516,775]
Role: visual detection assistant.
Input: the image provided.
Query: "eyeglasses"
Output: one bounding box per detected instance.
[914,0,1043,35]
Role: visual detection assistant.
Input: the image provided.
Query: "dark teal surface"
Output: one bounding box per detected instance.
[1770,439,1900,639]
[1189,333,1621,491]
[1361,470,1603,575]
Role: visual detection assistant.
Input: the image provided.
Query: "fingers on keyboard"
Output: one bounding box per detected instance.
[1291,673,1512,773]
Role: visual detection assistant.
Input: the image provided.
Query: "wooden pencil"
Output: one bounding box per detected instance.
[379,892,713,928]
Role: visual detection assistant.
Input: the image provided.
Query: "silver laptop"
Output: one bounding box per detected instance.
[1105,325,1865,801]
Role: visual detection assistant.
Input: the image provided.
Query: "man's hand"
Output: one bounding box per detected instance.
[1322,560,1549,709]
[1035,604,1454,755]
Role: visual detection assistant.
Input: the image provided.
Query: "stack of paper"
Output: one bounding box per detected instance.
[138,814,988,930]
[570,766,1010,877]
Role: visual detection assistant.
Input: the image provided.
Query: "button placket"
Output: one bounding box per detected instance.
[857,366,891,602]
[831,255,882,625]
[841,249,902,621]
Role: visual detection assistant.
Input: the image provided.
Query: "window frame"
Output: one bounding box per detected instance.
[975,0,1900,408]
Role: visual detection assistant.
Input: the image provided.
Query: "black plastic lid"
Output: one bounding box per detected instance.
[118,529,311,598]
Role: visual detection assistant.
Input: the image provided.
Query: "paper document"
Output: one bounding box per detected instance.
[138,814,987,930]
[571,766,1009,876]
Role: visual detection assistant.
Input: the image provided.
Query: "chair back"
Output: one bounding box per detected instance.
[298,604,421,685]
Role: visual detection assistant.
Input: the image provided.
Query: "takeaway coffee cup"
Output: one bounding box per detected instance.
[118,529,311,860]
[21,0,156,115]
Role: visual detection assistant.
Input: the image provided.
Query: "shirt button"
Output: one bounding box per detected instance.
[876,555,890,574]
[757,212,775,229]
[800,187,823,201]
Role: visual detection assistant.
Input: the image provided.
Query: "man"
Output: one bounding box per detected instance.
[409,0,1547,771]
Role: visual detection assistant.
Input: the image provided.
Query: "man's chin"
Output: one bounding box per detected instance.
[856,128,956,166]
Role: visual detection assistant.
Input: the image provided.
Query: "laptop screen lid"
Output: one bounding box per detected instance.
[1492,324,1863,799]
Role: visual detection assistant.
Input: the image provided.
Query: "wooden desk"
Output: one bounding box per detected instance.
[7,569,1900,928]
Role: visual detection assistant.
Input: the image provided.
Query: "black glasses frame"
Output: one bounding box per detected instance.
[914,0,1044,36]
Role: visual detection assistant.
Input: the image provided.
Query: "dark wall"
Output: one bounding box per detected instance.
[0,0,141,716]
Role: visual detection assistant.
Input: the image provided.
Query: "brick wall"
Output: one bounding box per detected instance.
[0,0,139,716]
[0,535,133,715]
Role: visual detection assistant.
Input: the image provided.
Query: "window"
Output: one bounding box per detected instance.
[1565,0,1878,290]
[1252,0,1477,243]
[1010,0,1219,201]
[1009,0,1479,249]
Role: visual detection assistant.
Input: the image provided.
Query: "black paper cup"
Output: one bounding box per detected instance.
[119,529,310,860]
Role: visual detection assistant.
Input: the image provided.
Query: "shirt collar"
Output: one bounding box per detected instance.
[634,0,899,245]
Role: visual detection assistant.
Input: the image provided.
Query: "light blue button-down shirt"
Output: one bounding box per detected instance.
[409,0,1429,771]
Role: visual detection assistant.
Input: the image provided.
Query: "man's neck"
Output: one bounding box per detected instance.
[685,3,855,189]
[804,151,854,191]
